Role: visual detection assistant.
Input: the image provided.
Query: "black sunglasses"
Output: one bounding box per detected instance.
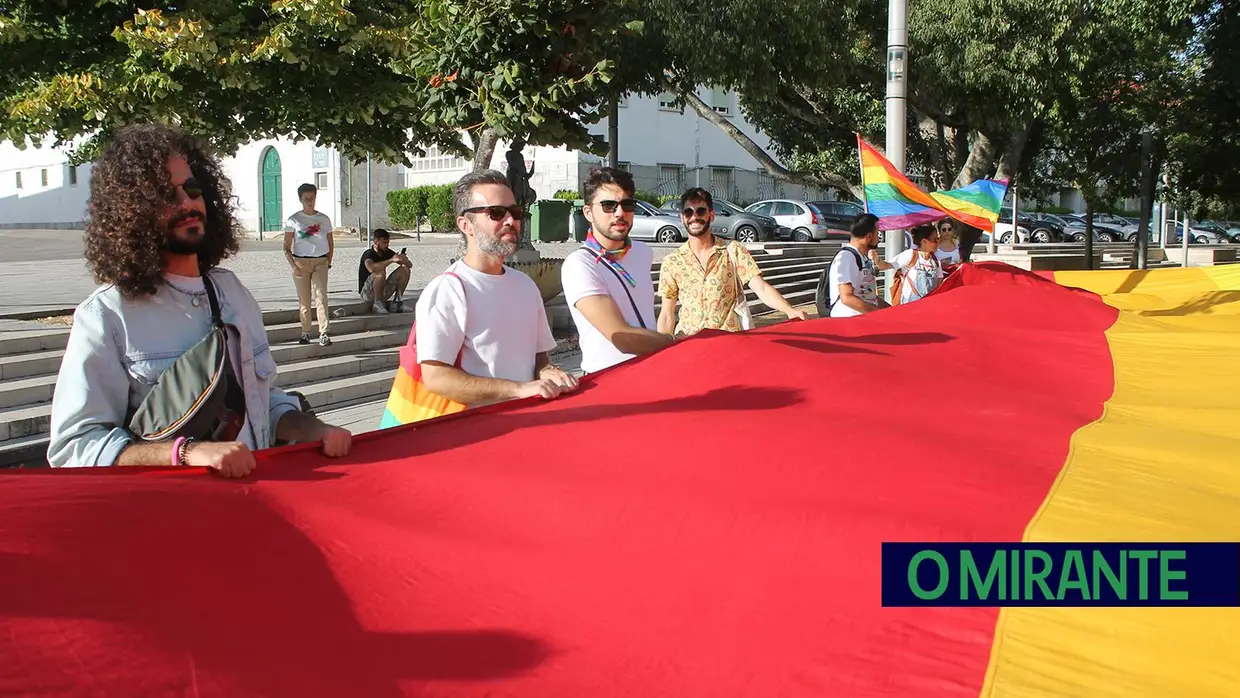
[682,206,711,217]
[177,176,204,200]
[594,198,637,213]
[460,204,524,221]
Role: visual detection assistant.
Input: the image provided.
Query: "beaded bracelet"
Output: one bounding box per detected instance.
[177,438,195,467]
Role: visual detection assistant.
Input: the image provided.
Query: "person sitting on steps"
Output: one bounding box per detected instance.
[357,229,412,314]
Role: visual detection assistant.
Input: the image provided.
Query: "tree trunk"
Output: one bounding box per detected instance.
[472,128,499,172]
[952,132,999,188]
[919,114,949,190]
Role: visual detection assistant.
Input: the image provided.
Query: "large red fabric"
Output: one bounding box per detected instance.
[0,265,1118,696]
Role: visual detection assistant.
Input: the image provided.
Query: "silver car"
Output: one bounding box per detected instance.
[745,199,833,241]
[629,200,686,243]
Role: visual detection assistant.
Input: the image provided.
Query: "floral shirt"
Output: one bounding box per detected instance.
[658,238,762,335]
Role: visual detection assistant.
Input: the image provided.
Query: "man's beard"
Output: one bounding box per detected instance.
[164,211,208,255]
[687,220,711,237]
[478,226,520,258]
[597,221,630,243]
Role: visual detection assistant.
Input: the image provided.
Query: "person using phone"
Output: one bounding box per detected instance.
[357,229,412,314]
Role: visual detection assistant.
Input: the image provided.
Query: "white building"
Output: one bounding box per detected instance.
[0,138,92,229]
[403,88,828,206]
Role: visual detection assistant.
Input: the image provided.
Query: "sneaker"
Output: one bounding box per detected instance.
[390,299,405,314]
[319,333,332,347]
[372,303,389,315]
[298,333,311,345]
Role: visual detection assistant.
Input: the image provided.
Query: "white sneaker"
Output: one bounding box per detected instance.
[372,302,389,315]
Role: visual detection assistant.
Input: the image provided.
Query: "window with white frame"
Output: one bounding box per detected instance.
[40,169,48,187]
[67,165,78,186]
[658,92,678,110]
[314,171,328,189]
[410,145,468,172]
[711,88,733,116]
[15,172,22,189]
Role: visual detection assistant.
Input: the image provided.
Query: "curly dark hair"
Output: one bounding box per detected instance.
[84,124,240,298]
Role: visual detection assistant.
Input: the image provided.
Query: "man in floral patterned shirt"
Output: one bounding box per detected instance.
[657,188,808,336]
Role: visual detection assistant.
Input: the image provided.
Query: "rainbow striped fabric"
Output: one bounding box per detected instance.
[858,134,1008,231]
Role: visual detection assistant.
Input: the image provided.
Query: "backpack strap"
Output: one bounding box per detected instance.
[582,247,647,329]
[825,246,866,310]
[441,271,468,368]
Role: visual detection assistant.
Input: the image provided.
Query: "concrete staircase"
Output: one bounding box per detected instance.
[0,248,832,468]
[0,309,415,468]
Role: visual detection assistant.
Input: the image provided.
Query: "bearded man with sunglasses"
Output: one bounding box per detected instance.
[657,188,809,336]
[47,124,352,476]
[414,170,578,406]
[560,167,674,373]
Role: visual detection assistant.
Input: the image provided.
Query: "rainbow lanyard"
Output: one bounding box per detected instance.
[584,231,635,288]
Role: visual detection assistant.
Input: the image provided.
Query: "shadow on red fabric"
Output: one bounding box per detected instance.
[0,263,1121,696]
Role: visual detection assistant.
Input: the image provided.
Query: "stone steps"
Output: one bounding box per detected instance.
[0,311,415,468]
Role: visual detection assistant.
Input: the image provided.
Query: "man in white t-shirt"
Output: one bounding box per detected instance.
[561,167,674,374]
[874,223,945,304]
[283,182,335,346]
[415,170,579,407]
[818,212,886,318]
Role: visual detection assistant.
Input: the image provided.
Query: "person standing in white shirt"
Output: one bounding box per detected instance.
[818,213,886,318]
[934,219,963,268]
[561,167,674,374]
[415,170,579,407]
[874,223,945,304]
[283,183,334,346]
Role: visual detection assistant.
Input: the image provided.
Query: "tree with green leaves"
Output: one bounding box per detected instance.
[641,0,1208,218]
[1163,1,1240,217]
[0,1,650,166]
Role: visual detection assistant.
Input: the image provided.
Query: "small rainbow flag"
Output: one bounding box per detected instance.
[858,134,1008,231]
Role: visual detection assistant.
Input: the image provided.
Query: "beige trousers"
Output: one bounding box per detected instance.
[292,257,331,335]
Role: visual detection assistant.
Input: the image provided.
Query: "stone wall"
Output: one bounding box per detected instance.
[338,156,403,237]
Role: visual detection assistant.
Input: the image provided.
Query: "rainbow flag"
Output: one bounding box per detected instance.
[858,134,1008,231]
[1,263,1238,695]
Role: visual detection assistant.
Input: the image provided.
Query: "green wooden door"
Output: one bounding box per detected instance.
[260,148,282,233]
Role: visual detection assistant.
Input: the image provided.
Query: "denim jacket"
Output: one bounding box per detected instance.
[47,268,302,467]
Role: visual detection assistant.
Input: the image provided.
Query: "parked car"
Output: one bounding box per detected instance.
[630,200,687,243]
[1061,214,1126,242]
[998,208,1065,243]
[1032,213,1124,242]
[660,198,780,242]
[1185,220,1232,245]
[741,199,830,241]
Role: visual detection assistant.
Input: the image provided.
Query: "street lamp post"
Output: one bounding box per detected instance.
[884,0,909,302]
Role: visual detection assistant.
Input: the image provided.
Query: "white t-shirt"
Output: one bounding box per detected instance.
[828,244,879,318]
[162,273,256,450]
[414,260,557,385]
[889,249,944,303]
[285,211,333,258]
[561,241,656,374]
[935,246,962,266]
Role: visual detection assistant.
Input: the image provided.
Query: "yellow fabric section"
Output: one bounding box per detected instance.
[981,266,1240,697]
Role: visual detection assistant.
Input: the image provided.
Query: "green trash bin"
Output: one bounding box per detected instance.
[570,199,590,242]
[530,199,571,242]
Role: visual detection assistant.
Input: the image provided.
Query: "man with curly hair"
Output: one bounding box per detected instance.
[47,124,352,476]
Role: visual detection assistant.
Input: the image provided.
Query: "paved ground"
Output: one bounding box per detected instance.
[0,229,678,317]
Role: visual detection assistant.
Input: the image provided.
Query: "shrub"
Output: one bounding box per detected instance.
[385,184,454,231]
